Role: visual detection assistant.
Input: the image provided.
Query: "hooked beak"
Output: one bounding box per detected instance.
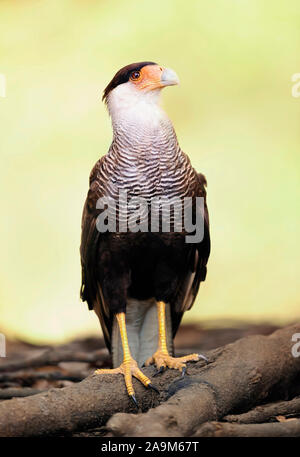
[134,65,180,92]
[160,68,180,87]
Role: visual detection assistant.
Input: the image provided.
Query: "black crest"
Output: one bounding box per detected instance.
[102,61,157,102]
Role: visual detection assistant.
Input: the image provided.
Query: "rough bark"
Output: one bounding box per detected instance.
[0,324,298,437]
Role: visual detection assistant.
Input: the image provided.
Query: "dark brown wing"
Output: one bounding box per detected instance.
[80,158,113,350]
[170,172,210,337]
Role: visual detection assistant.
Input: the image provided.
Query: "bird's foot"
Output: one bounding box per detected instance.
[95,357,157,405]
[144,350,201,375]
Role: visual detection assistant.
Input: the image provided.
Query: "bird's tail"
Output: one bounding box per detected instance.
[111,298,173,368]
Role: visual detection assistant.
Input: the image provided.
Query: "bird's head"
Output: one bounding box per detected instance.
[103,62,179,123]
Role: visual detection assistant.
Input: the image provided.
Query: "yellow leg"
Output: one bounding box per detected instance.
[95,312,155,402]
[145,301,200,372]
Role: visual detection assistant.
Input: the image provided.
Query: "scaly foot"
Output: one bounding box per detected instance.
[95,357,158,406]
[145,349,203,375]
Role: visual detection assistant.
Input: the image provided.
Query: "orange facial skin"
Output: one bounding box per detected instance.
[129,65,165,91]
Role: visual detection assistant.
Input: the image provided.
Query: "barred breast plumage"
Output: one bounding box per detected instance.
[89,117,201,230]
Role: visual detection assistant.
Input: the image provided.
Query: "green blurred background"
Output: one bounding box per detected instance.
[0,0,299,343]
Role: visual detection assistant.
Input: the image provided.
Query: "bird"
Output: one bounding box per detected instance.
[80,62,210,405]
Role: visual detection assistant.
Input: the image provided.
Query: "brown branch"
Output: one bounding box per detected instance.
[0,324,298,437]
[0,349,108,373]
[193,419,300,437]
[224,397,300,424]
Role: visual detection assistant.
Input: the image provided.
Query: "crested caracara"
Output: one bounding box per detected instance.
[80,62,210,404]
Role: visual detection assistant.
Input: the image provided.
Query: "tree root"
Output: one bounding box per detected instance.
[0,324,299,437]
[107,324,300,436]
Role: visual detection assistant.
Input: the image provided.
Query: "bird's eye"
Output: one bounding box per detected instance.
[130,71,141,81]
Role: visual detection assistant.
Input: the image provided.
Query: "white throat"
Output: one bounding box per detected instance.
[106,82,170,134]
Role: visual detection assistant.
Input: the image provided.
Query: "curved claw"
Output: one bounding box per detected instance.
[153,366,165,377]
[148,383,160,394]
[181,366,186,378]
[198,353,208,363]
[130,395,138,408]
